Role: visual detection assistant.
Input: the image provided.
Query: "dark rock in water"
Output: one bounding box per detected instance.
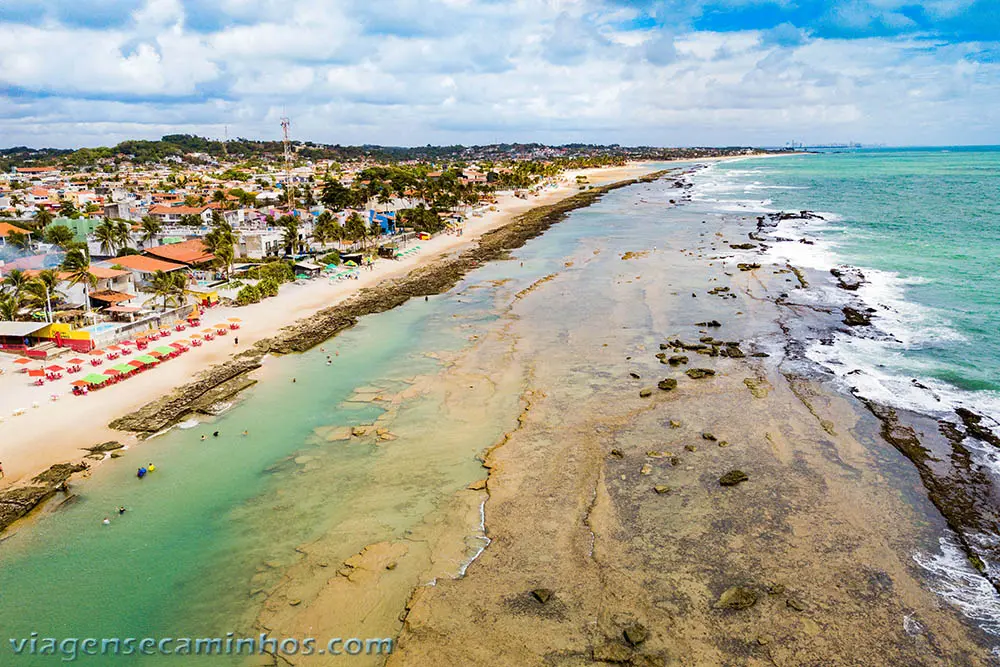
[730,243,757,250]
[610,449,624,458]
[668,355,688,366]
[685,368,715,379]
[696,320,722,327]
[639,388,653,398]
[657,378,677,391]
[737,262,761,271]
[622,623,649,646]
[629,372,641,379]
[0,462,88,534]
[956,408,1000,447]
[842,306,872,326]
[85,441,123,453]
[531,588,554,604]
[719,470,749,486]
[831,266,866,291]
[702,433,717,441]
[653,485,671,495]
[751,352,770,358]
[659,343,670,350]
[684,444,697,452]
[713,586,758,610]
[655,352,667,360]
[726,346,745,358]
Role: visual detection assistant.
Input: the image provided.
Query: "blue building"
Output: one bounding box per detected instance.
[368,210,397,234]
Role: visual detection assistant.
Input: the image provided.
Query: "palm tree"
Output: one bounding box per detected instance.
[0,294,19,321]
[115,219,132,252]
[145,270,188,311]
[43,224,75,248]
[344,212,367,250]
[204,218,237,278]
[25,270,63,322]
[4,231,32,252]
[33,208,54,227]
[139,216,161,248]
[93,218,118,256]
[62,249,97,321]
[2,269,32,301]
[280,216,300,256]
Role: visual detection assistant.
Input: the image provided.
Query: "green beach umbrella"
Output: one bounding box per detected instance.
[137,354,158,364]
[344,260,357,267]
[155,346,174,354]
[83,373,108,385]
[113,363,134,373]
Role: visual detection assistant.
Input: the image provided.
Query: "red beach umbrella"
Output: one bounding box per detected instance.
[89,348,104,356]
[70,380,89,387]
[127,360,145,368]
[14,358,32,365]
[103,368,121,376]
[28,369,45,377]
[45,365,65,372]
[67,358,86,365]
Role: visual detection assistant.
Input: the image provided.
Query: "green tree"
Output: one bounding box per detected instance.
[2,269,31,302]
[280,216,300,255]
[93,218,119,256]
[139,216,162,247]
[33,208,54,227]
[59,199,78,218]
[43,224,75,248]
[25,269,63,322]
[62,248,97,320]
[0,294,18,321]
[115,219,132,251]
[4,230,32,251]
[204,217,237,278]
[344,212,367,249]
[145,270,188,311]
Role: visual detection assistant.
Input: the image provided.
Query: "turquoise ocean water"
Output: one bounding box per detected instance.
[694,147,1000,419]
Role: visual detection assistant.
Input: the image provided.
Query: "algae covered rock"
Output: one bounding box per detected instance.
[713,586,758,610]
[719,470,749,486]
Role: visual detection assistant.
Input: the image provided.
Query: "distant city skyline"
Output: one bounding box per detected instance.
[1,0,997,149]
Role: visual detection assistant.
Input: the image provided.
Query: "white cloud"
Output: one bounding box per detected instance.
[0,0,997,147]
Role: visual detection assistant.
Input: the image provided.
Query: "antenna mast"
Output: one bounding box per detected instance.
[281,116,292,209]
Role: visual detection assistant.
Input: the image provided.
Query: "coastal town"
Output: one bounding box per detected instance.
[0,137,760,487]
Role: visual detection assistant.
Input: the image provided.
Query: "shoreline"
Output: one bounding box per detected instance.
[0,160,704,534]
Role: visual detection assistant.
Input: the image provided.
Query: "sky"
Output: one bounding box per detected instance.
[0,0,998,149]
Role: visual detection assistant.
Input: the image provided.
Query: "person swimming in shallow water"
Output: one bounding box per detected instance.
[136,467,147,480]
[117,506,126,515]
[147,463,155,473]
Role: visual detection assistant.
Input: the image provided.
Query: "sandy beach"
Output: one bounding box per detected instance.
[0,162,663,490]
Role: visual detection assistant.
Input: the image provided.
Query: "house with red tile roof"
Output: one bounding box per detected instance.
[0,222,31,247]
[144,238,214,266]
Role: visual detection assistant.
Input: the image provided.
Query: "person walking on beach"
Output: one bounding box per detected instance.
[0,461,4,479]
[234,337,239,346]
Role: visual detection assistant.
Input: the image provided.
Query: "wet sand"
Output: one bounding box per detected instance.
[384,184,991,664]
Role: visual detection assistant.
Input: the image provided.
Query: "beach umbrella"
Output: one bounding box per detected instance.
[128,360,145,368]
[89,348,104,356]
[104,368,121,376]
[344,260,358,267]
[227,317,241,322]
[113,363,134,373]
[45,365,65,372]
[70,380,89,387]
[121,340,135,346]
[147,350,164,358]
[14,358,32,365]
[202,328,214,333]
[137,355,158,364]
[190,334,202,339]
[107,345,121,351]
[28,369,45,377]
[67,358,86,365]
[154,346,174,354]
[83,373,107,385]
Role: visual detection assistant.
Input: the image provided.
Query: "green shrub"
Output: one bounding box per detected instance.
[258,276,280,298]
[235,284,261,306]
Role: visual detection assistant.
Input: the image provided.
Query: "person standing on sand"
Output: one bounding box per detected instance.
[234,337,238,346]
[0,461,4,479]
